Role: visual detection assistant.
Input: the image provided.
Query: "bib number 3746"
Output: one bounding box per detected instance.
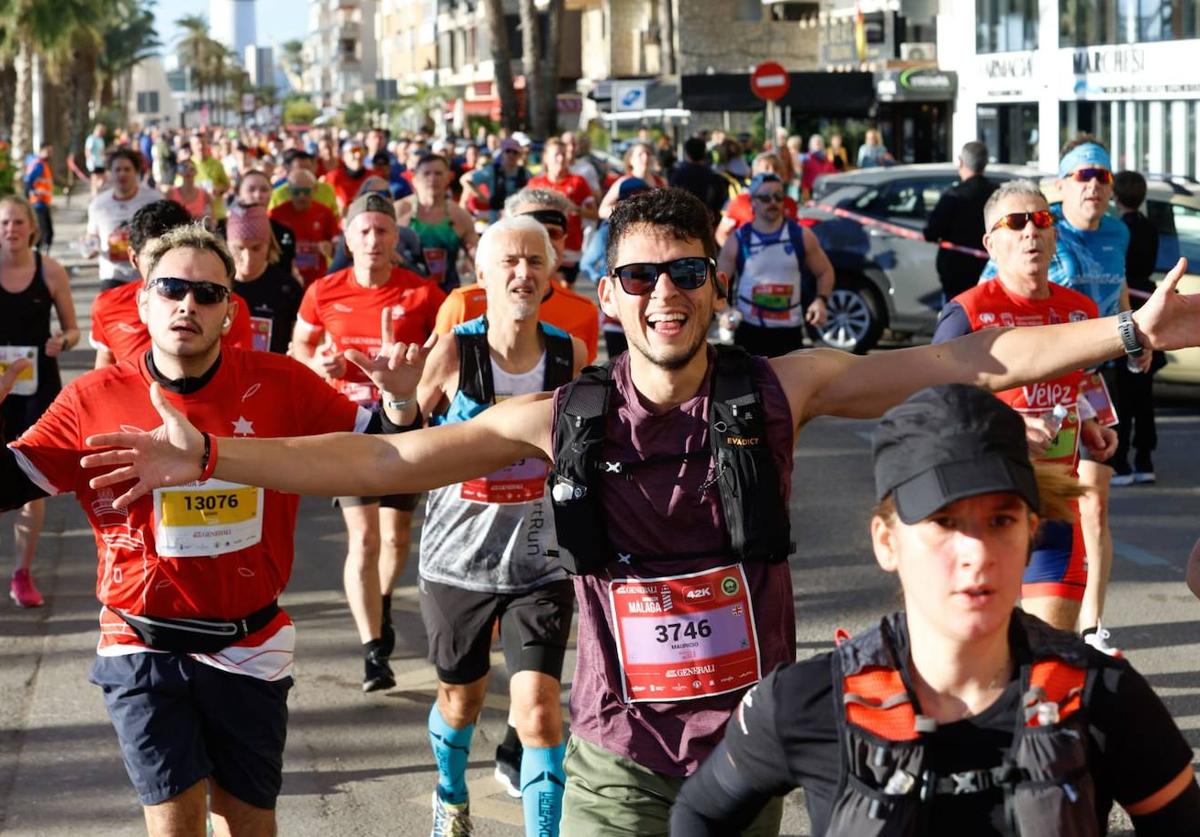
[608,564,760,704]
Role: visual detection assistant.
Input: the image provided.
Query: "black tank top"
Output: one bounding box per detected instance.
[0,252,61,400]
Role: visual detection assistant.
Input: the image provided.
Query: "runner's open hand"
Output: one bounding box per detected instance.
[1132,258,1200,351]
[80,382,206,509]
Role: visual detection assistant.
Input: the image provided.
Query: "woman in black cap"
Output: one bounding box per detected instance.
[670,384,1200,836]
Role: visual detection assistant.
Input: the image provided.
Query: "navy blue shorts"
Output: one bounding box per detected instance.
[89,653,292,809]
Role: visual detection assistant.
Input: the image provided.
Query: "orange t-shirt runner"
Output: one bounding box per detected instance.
[298,266,446,406]
[89,279,255,362]
[434,280,599,363]
[9,349,366,679]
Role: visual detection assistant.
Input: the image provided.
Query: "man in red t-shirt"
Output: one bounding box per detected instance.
[0,223,413,832]
[269,169,341,286]
[932,180,1116,632]
[527,137,597,283]
[293,193,445,692]
[91,200,253,367]
[321,137,376,215]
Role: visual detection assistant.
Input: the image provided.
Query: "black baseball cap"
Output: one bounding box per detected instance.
[872,384,1039,524]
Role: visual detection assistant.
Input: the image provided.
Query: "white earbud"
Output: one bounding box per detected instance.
[223,317,231,328]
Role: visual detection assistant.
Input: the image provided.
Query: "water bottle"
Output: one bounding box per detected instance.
[1044,403,1069,437]
[717,309,743,345]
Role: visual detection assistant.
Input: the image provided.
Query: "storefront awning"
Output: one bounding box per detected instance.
[680,71,875,114]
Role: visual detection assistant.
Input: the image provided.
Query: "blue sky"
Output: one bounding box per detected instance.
[153,0,308,52]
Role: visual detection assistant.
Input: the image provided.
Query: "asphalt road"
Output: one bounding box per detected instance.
[0,202,1197,835]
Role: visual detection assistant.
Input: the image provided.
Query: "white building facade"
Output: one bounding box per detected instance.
[939,1,1200,176]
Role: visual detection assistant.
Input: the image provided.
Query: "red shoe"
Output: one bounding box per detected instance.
[10,569,44,608]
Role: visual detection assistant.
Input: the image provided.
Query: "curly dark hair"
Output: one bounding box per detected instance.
[106,147,144,172]
[606,187,718,275]
[129,200,194,256]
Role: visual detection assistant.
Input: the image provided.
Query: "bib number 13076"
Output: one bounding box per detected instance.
[608,564,760,704]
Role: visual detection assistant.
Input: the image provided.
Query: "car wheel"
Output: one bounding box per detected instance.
[817,276,885,354]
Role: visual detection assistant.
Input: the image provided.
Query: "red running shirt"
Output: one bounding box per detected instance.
[297,266,445,406]
[953,280,1099,472]
[89,280,254,363]
[269,201,341,286]
[10,349,363,662]
[528,172,594,261]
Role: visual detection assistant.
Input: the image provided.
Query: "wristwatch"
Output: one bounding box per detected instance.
[1117,310,1144,358]
[385,397,417,411]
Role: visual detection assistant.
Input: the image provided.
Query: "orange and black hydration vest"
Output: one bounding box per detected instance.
[826,610,1103,836]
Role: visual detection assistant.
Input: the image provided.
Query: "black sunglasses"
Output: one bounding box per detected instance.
[148,276,231,305]
[753,192,784,204]
[612,257,713,295]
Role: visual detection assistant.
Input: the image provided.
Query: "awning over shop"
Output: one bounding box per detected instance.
[680,71,875,114]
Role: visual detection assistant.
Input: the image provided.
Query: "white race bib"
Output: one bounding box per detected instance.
[0,346,38,396]
[153,478,264,558]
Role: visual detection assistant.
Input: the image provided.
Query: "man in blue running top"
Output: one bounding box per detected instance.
[982,136,1140,655]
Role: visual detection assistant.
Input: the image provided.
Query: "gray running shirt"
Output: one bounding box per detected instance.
[418,352,567,593]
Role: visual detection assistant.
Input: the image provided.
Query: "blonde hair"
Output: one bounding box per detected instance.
[142,222,236,284]
[0,195,39,248]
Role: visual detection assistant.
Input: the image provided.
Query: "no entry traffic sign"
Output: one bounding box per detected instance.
[750,62,790,102]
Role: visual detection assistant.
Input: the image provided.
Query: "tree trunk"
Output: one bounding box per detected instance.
[0,61,16,139]
[12,41,34,163]
[658,0,676,75]
[519,0,543,137]
[482,0,520,133]
[541,0,564,137]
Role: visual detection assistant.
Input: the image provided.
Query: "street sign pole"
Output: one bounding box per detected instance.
[750,62,790,146]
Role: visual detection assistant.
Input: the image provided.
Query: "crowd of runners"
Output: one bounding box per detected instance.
[2,120,1200,836]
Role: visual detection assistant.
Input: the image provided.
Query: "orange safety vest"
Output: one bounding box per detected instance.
[25,160,53,207]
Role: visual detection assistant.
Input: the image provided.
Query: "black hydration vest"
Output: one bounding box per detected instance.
[455,320,575,407]
[826,610,1107,837]
[547,345,793,575]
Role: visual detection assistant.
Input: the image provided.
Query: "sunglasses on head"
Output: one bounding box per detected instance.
[989,210,1055,233]
[612,257,713,295]
[148,276,231,305]
[753,192,784,204]
[1070,167,1113,184]
[289,186,312,195]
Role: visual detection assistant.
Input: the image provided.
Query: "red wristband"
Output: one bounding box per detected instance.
[198,432,218,482]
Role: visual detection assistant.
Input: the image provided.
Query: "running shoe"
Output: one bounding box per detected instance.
[1132,470,1156,484]
[1110,472,1136,487]
[430,789,473,836]
[493,741,523,799]
[10,569,44,608]
[1082,624,1123,658]
[362,648,396,693]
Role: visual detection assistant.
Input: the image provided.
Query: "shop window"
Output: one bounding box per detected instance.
[1063,0,1200,45]
[976,0,1038,53]
[977,103,1039,165]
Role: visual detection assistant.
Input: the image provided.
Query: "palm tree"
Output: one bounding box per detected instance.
[540,0,564,137]
[396,82,452,134]
[175,13,213,117]
[481,0,519,133]
[518,0,543,137]
[98,0,161,118]
[279,39,306,93]
[0,0,98,161]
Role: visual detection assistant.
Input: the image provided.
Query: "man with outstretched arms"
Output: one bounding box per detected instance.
[81,189,1200,836]
[0,223,422,834]
[410,215,586,835]
[291,192,445,693]
[933,180,1115,631]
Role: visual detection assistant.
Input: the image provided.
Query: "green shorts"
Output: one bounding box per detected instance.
[561,735,783,837]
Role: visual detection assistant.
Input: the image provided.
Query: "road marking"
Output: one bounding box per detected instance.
[1112,538,1175,568]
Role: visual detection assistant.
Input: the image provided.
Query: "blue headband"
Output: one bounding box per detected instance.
[1059,143,1111,177]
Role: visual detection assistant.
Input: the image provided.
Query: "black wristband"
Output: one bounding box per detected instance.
[380,407,423,434]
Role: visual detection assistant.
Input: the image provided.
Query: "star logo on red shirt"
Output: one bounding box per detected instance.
[232,416,255,435]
